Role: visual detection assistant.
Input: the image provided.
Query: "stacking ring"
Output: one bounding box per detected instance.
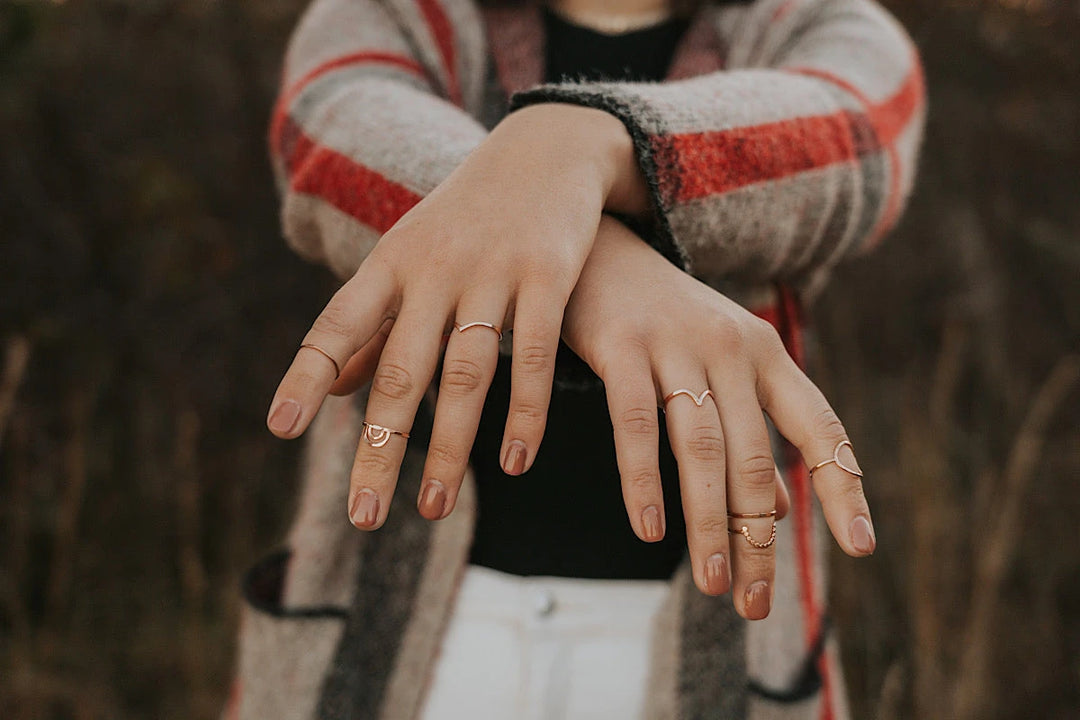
[299,343,341,379]
[661,388,714,408]
[361,421,410,448]
[728,510,777,519]
[728,522,777,549]
[808,439,863,480]
[453,321,503,341]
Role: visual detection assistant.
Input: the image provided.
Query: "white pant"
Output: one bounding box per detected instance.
[420,565,669,720]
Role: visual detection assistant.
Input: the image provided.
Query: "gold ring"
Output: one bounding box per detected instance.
[808,439,862,480]
[661,388,714,408]
[728,510,777,519]
[299,343,341,379]
[453,321,503,341]
[361,421,410,448]
[728,522,777,549]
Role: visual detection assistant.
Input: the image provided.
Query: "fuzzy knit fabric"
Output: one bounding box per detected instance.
[226,1,926,719]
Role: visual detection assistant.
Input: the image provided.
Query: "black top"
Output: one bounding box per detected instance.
[463,9,691,579]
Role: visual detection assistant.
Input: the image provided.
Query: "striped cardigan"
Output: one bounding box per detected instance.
[229,1,925,719]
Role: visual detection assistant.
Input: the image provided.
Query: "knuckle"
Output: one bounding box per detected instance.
[371,362,415,401]
[685,430,726,464]
[354,450,395,477]
[311,303,354,339]
[733,452,777,490]
[710,317,746,354]
[748,316,784,354]
[593,334,649,379]
[812,405,848,444]
[522,259,573,296]
[735,543,776,565]
[618,407,659,439]
[509,399,547,425]
[835,479,868,507]
[623,468,661,494]
[693,515,732,540]
[425,441,463,469]
[516,342,555,374]
[441,357,487,395]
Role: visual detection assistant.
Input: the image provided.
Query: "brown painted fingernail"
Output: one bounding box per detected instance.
[418,480,447,520]
[850,515,876,555]
[350,488,380,528]
[745,581,771,620]
[641,505,664,542]
[268,400,300,434]
[704,553,729,595]
[503,440,527,476]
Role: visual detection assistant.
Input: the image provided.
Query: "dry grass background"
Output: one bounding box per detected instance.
[0,1,1077,718]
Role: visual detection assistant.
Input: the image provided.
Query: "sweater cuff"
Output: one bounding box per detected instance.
[509,84,690,272]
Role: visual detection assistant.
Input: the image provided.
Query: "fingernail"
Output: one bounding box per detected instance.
[745,581,771,620]
[704,553,729,595]
[418,480,447,520]
[641,505,664,542]
[503,440,527,476]
[350,488,380,528]
[850,515,876,554]
[268,400,301,434]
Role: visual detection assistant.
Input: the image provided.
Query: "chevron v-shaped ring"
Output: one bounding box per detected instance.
[662,388,714,409]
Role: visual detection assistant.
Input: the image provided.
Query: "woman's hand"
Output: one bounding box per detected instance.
[563,217,876,619]
[265,104,647,530]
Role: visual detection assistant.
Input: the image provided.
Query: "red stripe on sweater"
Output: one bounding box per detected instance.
[771,0,799,23]
[415,0,462,106]
[269,52,427,158]
[282,116,422,235]
[660,59,924,206]
[774,284,836,720]
[659,112,858,204]
[792,58,926,243]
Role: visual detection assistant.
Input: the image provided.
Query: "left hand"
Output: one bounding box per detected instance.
[561,216,875,618]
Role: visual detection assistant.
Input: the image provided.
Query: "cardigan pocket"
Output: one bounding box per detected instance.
[231,549,350,720]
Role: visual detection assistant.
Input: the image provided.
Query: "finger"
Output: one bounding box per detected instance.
[419,297,507,520]
[758,348,875,557]
[329,318,394,397]
[600,346,665,543]
[268,266,396,439]
[348,300,447,530]
[657,369,731,598]
[775,468,791,521]
[500,285,564,475]
[711,368,777,620]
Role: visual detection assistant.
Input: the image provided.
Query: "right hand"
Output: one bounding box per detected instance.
[265,103,645,530]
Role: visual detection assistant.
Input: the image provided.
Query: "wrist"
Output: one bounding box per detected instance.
[500,103,650,216]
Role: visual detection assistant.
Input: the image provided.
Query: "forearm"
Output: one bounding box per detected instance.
[511,0,927,288]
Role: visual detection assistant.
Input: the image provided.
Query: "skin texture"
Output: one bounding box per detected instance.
[266,103,875,619]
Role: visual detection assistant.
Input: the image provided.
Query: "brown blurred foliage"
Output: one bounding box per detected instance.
[0,0,1078,718]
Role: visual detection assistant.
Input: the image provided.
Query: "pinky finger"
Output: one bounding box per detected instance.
[758,351,875,557]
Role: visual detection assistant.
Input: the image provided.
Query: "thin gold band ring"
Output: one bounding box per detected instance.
[453,321,503,341]
[728,510,777,519]
[299,343,341,379]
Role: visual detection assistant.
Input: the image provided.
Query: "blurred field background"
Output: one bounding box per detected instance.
[0,0,1077,718]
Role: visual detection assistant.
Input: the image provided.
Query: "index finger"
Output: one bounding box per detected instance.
[267,265,397,439]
